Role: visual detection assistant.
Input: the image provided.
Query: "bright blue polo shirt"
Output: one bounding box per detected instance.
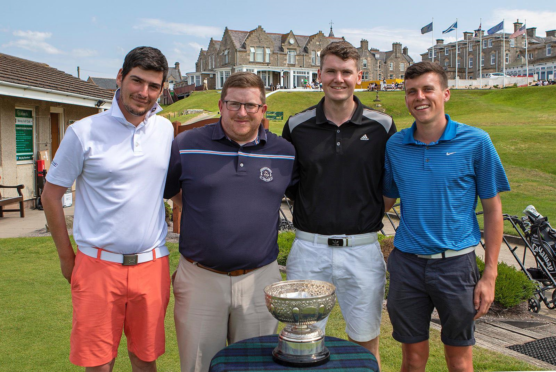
[383,115,510,255]
[164,121,296,271]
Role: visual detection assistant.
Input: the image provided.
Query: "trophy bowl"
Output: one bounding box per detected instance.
[264,280,336,367]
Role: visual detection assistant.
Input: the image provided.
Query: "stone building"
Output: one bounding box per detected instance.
[421,20,555,81]
[187,26,413,89]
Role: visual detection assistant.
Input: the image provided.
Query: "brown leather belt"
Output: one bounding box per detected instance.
[185,257,258,276]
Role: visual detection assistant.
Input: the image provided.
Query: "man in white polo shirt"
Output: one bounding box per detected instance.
[42,46,174,372]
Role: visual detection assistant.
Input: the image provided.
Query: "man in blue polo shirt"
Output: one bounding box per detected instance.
[383,61,510,372]
[164,72,295,372]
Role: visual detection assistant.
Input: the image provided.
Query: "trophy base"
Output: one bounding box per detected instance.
[272,346,330,367]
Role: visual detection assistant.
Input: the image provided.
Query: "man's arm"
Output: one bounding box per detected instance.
[42,181,75,283]
[383,196,397,212]
[474,194,503,319]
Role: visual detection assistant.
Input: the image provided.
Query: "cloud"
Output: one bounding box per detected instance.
[486,9,556,34]
[72,48,98,58]
[134,19,222,38]
[91,16,97,24]
[188,42,204,51]
[3,30,63,54]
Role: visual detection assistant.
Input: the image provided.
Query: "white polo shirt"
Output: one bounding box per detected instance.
[47,91,174,254]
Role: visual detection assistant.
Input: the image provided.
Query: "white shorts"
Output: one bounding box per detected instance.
[286,234,386,342]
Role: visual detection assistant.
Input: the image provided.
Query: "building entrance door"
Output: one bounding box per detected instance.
[50,113,60,158]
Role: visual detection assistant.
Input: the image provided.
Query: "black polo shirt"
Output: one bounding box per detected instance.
[164,121,296,271]
[282,96,396,235]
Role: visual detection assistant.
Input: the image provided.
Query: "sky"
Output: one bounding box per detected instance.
[1,0,555,80]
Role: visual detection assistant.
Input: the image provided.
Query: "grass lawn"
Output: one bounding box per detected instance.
[0,237,541,371]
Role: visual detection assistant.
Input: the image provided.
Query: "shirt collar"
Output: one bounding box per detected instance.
[402,114,457,145]
[211,119,267,146]
[108,89,163,128]
[315,95,364,125]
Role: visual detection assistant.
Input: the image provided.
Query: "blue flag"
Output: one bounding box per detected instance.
[421,22,433,34]
[487,21,504,35]
[442,21,458,34]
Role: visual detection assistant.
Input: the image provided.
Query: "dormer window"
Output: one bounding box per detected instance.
[288,50,296,64]
[362,59,367,68]
[224,50,229,64]
[250,47,255,62]
[255,47,264,62]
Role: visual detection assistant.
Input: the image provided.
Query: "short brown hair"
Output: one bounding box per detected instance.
[121,46,168,87]
[221,72,266,104]
[404,62,448,89]
[320,41,360,69]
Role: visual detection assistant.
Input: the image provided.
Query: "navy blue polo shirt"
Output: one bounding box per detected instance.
[383,114,510,255]
[164,121,296,271]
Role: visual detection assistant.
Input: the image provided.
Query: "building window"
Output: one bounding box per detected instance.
[195,75,201,86]
[491,54,495,65]
[250,47,255,62]
[457,58,461,68]
[224,50,229,64]
[255,47,264,62]
[266,48,271,62]
[212,56,215,69]
[445,48,449,55]
[444,59,449,67]
[389,62,393,70]
[469,56,473,68]
[505,53,509,64]
[200,60,204,71]
[311,50,316,65]
[287,50,296,64]
[547,44,552,56]
[362,59,367,68]
[389,74,394,79]
[428,49,432,58]
[488,39,493,48]
[510,39,515,47]
[400,62,405,71]
[481,55,484,66]
[469,43,473,51]
[483,39,487,49]
[362,71,369,80]
[529,53,533,60]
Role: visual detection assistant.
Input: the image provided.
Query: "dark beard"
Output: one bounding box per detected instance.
[123,102,150,117]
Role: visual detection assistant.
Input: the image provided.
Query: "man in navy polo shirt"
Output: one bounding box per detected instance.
[383,61,510,371]
[164,72,295,372]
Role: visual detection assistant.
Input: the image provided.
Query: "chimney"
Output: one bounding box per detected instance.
[513,20,523,33]
[527,28,536,38]
[393,42,402,57]
[436,39,444,45]
[546,30,556,38]
[175,62,180,70]
[463,32,473,40]
[403,46,408,55]
[360,39,369,51]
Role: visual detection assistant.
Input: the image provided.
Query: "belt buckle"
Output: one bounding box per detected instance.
[328,238,344,247]
[123,254,139,266]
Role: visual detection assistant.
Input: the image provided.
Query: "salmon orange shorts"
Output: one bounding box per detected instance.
[69,249,170,367]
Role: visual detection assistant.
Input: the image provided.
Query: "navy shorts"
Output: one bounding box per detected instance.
[386,248,480,346]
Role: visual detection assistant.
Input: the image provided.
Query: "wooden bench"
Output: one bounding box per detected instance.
[0,184,25,218]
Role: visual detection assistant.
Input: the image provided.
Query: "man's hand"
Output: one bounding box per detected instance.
[473,275,496,319]
[59,251,76,284]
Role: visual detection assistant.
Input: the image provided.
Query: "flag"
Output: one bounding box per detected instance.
[421,22,433,34]
[442,21,458,34]
[474,23,482,37]
[488,21,504,35]
[511,24,526,39]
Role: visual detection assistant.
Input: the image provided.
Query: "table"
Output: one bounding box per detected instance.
[209,335,379,371]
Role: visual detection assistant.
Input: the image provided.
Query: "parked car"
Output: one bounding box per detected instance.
[486,72,510,78]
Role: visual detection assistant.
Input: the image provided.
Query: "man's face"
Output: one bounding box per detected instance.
[218,87,267,144]
[318,55,362,103]
[116,67,163,118]
[404,72,450,127]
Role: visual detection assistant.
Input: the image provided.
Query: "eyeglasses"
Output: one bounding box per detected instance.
[223,100,263,113]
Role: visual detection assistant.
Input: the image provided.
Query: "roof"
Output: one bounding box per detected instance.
[167,66,182,82]
[0,53,113,100]
[88,77,118,91]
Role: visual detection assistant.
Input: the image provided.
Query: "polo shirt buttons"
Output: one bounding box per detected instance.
[336,142,340,146]
[239,163,244,167]
[337,130,340,133]
[426,159,430,162]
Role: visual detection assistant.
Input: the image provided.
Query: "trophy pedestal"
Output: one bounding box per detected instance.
[271,324,330,367]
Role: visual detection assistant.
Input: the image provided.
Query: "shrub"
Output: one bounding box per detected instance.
[164,201,173,222]
[476,256,536,308]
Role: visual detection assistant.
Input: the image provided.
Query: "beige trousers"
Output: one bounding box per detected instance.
[173,256,281,372]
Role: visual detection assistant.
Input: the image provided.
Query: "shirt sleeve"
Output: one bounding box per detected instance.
[281,118,292,142]
[163,136,182,199]
[474,133,511,199]
[383,140,400,199]
[45,126,84,188]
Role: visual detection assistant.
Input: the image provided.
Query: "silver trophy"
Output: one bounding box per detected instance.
[264,280,336,367]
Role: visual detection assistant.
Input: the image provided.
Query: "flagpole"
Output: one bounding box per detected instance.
[455,18,458,88]
[503,19,506,88]
[432,18,435,63]
[480,18,483,88]
[525,19,529,87]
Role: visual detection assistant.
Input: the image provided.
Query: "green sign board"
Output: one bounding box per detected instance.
[266,111,284,121]
[16,109,33,162]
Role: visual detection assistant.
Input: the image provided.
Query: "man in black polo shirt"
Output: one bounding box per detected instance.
[282,41,396,366]
[165,72,295,372]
